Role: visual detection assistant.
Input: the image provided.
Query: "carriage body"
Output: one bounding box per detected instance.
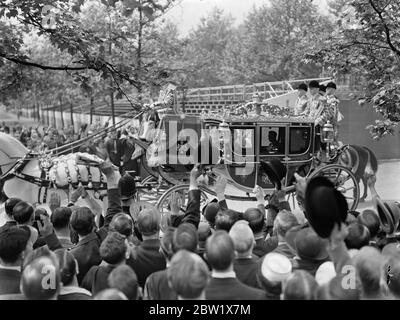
[149,113,317,194]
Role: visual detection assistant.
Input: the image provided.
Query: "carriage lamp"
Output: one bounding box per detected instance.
[322,121,335,143]
[218,120,232,163]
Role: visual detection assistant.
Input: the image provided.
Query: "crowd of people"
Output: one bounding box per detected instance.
[0,155,399,300]
[0,121,143,177]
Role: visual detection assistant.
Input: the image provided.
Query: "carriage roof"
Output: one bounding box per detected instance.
[160,113,315,126]
[202,114,315,125]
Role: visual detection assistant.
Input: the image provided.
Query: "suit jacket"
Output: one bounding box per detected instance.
[144,269,177,300]
[171,189,200,229]
[0,268,21,295]
[70,232,102,284]
[58,287,92,300]
[0,221,17,234]
[127,239,166,288]
[233,255,260,288]
[206,278,266,300]
[81,264,115,295]
[205,277,266,300]
[253,237,278,258]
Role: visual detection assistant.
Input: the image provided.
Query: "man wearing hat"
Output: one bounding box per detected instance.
[287,227,329,276]
[294,83,309,116]
[305,80,325,118]
[118,173,137,215]
[316,81,342,144]
[256,252,292,299]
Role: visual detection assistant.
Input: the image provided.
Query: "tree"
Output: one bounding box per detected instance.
[221,0,334,84]
[307,0,400,140]
[0,0,177,113]
[327,0,351,18]
[183,7,235,87]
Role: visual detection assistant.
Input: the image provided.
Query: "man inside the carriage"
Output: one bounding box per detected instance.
[266,131,280,153]
[260,128,285,155]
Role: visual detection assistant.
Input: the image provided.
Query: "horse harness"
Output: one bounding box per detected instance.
[0,152,108,204]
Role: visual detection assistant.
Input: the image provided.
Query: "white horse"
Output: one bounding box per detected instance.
[0,132,107,209]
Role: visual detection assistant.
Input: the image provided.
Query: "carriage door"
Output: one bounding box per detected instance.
[226,126,257,189]
[257,124,288,189]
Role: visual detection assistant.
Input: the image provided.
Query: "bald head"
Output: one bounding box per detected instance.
[21,256,60,300]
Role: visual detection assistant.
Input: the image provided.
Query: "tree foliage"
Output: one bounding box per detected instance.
[0,0,177,111]
[308,0,400,139]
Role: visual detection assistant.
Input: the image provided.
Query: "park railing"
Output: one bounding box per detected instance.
[178,77,333,103]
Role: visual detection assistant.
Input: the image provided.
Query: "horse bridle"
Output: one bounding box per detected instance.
[0,152,109,204]
[0,152,49,187]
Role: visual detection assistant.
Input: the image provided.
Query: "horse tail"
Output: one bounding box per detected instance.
[349,145,370,180]
[362,146,378,173]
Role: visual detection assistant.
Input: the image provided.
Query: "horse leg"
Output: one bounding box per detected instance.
[361,176,368,200]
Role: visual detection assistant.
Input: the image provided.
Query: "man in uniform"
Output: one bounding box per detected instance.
[294,83,308,116]
[320,81,342,144]
[303,80,328,160]
[153,82,178,114]
[303,80,324,118]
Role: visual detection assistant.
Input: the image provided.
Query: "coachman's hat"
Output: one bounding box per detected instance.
[260,159,287,190]
[375,199,400,234]
[304,176,348,238]
[297,83,308,91]
[308,80,320,89]
[118,173,136,200]
[326,82,337,90]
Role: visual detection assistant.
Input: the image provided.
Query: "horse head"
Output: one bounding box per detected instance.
[0,132,29,169]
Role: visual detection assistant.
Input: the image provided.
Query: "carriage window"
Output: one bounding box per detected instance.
[232,128,254,160]
[260,127,285,155]
[289,127,311,155]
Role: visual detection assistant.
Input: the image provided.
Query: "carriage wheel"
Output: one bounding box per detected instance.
[156,184,210,230]
[308,164,360,212]
[141,175,156,184]
[137,175,172,203]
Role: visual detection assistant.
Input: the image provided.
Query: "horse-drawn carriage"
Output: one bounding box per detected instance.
[0,109,362,220]
[131,112,361,216]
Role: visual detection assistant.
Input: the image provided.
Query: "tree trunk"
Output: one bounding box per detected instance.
[136,1,143,103]
[59,99,64,128]
[70,103,74,133]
